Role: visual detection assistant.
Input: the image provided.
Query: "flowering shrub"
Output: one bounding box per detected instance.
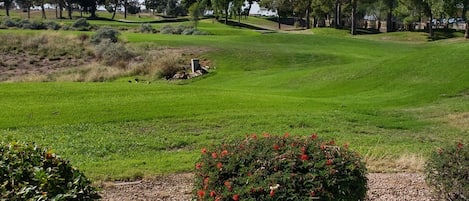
[0,142,101,200]
[425,142,468,200]
[193,133,367,201]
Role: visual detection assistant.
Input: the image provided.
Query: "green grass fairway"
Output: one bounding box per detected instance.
[0,24,468,180]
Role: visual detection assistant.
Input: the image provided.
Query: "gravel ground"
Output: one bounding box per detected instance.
[100,173,433,201]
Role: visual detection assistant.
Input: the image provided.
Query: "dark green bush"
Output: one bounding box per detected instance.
[1,17,20,27]
[72,18,90,29]
[0,142,101,200]
[91,27,120,44]
[140,23,154,33]
[193,134,367,201]
[425,142,469,200]
[45,20,61,30]
[21,20,47,30]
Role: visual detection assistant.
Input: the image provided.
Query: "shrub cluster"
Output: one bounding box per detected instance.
[140,23,155,33]
[159,25,209,35]
[193,133,368,201]
[0,17,61,30]
[425,142,468,200]
[0,142,101,200]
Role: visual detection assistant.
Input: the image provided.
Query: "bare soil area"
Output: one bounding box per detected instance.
[0,52,92,82]
[100,173,432,201]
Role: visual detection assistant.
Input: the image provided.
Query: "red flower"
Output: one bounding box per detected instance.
[311,133,318,140]
[210,191,216,197]
[212,152,218,159]
[328,140,336,145]
[263,133,270,138]
[343,143,349,149]
[320,144,326,150]
[198,190,205,198]
[284,132,290,138]
[196,163,203,169]
[301,146,307,153]
[273,144,280,150]
[221,150,229,157]
[204,177,210,185]
[232,194,240,201]
[251,134,257,139]
[270,190,275,197]
[224,181,230,186]
[310,191,316,197]
[217,162,223,169]
[300,154,309,161]
[201,148,207,154]
[326,159,333,166]
[215,198,221,201]
[457,142,464,149]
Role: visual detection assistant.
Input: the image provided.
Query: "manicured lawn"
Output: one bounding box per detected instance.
[0,23,468,180]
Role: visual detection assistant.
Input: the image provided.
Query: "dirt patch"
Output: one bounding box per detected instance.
[445,112,469,130]
[0,52,93,82]
[100,173,432,201]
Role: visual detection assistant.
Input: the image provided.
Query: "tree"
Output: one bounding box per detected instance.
[16,0,33,18]
[260,0,293,29]
[383,0,397,32]
[1,0,14,16]
[145,0,167,14]
[188,1,202,29]
[443,0,469,38]
[212,0,232,24]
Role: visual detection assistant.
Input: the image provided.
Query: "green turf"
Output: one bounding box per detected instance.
[0,23,468,180]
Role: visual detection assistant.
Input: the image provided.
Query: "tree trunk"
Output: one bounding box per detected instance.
[27,7,31,18]
[428,14,433,39]
[351,0,357,35]
[5,1,11,16]
[59,3,63,19]
[90,5,97,18]
[41,4,47,19]
[277,10,281,30]
[124,0,128,19]
[386,10,393,32]
[465,22,469,39]
[68,5,73,19]
[306,1,311,29]
[334,0,340,28]
[224,6,229,24]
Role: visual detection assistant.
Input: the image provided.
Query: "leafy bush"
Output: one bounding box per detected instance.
[22,20,47,30]
[425,142,468,200]
[91,27,120,44]
[45,20,61,30]
[1,17,20,27]
[72,18,90,29]
[140,23,154,33]
[160,25,174,34]
[94,40,135,66]
[193,133,368,201]
[0,142,101,200]
[182,28,195,35]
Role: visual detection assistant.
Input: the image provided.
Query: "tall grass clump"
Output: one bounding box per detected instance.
[193,133,368,201]
[94,40,135,67]
[425,142,469,200]
[0,142,101,200]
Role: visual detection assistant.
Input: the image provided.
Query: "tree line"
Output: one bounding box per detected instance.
[1,0,468,37]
